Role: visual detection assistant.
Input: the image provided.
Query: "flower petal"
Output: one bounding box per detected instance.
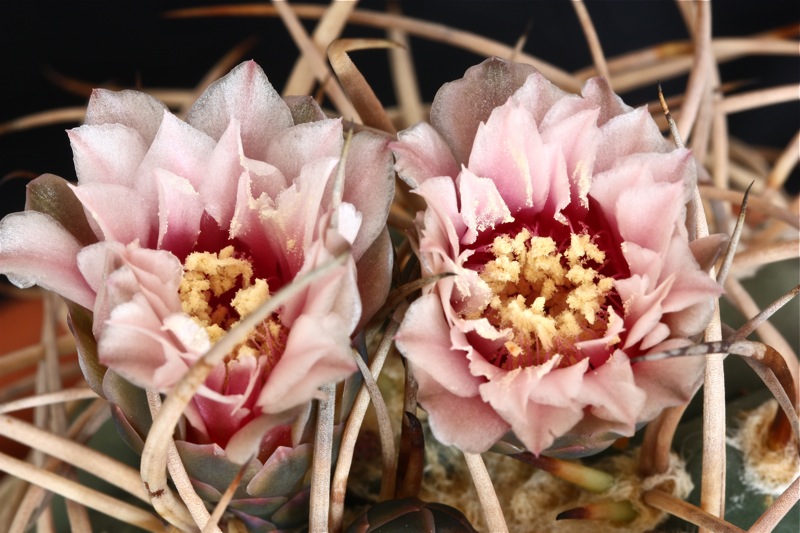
[0,211,94,309]
[415,364,509,454]
[258,314,357,414]
[391,122,459,188]
[340,131,394,260]
[395,293,482,398]
[84,88,168,145]
[576,351,645,430]
[187,61,293,160]
[199,119,246,230]
[69,124,148,187]
[457,167,513,245]
[133,112,215,206]
[98,292,189,391]
[155,169,204,259]
[431,57,537,165]
[594,106,670,173]
[265,118,343,182]
[70,183,153,246]
[355,227,393,328]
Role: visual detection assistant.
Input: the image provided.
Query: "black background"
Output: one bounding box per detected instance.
[0,0,798,219]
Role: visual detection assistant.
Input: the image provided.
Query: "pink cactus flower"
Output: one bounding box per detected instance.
[392,58,723,456]
[0,61,394,452]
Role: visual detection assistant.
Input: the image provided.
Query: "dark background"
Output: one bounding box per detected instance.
[0,0,798,215]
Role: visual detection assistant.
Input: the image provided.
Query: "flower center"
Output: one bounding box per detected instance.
[470,229,616,370]
[179,245,286,364]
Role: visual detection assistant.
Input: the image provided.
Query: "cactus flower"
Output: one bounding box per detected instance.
[0,61,394,528]
[392,58,723,456]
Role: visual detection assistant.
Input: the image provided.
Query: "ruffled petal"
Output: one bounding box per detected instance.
[614,181,685,253]
[511,70,571,125]
[594,106,670,173]
[395,293,481,398]
[575,351,645,430]
[467,101,539,213]
[457,167,513,245]
[98,292,189,391]
[415,176,465,260]
[414,364,509,453]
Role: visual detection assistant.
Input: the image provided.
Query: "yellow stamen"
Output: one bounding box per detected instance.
[476,230,617,368]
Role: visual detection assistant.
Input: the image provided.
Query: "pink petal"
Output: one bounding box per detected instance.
[431,57,537,165]
[162,313,210,356]
[70,183,153,246]
[579,77,632,126]
[594,106,670,173]
[155,169,204,259]
[281,237,361,330]
[193,354,263,447]
[186,61,293,160]
[334,202,362,248]
[541,108,601,208]
[511,70,572,126]
[199,120,246,229]
[395,293,481,398]
[98,293,189,391]
[69,124,148,187]
[228,170,288,285]
[391,122,459,188]
[0,211,94,309]
[614,181,685,253]
[133,112,215,206]
[242,159,289,203]
[467,101,540,213]
[457,167,513,245]
[258,314,357,414]
[414,364,509,453]
[78,242,183,335]
[576,351,645,430]
[479,359,587,455]
[633,338,705,421]
[590,149,695,216]
[617,274,675,349]
[415,176,466,259]
[689,233,726,271]
[225,413,296,464]
[84,88,168,145]
[266,157,339,272]
[340,131,394,260]
[265,118,343,181]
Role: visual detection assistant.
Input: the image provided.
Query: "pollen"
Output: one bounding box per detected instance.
[476,230,615,369]
[179,245,273,348]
